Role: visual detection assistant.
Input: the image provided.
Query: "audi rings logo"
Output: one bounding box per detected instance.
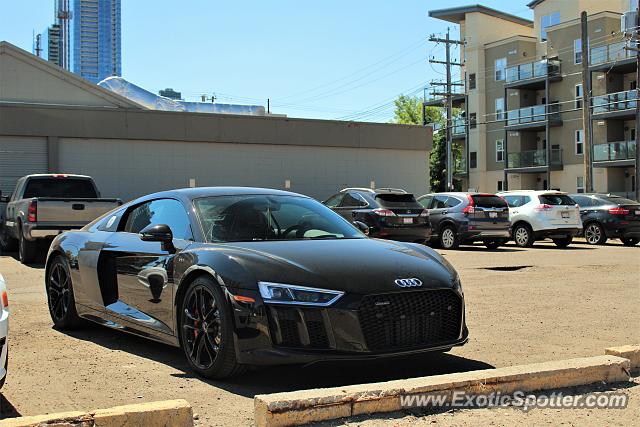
[394,278,423,288]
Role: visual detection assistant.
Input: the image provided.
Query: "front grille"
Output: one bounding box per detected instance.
[268,306,331,349]
[358,289,462,351]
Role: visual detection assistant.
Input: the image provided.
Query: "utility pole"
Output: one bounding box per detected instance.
[580,11,593,193]
[429,29,464,191]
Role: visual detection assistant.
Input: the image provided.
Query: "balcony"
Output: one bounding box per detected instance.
[423,81,466,107]
[506,148,563,172]
[452,118,466,139]
[454,157,467,175]
[590,41,636,73]
[591,89,638,119]
[593,140,637,167]
[505,58,561,89]
[505,103,562,130]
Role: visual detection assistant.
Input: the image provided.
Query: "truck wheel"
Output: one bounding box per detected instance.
[0,227,17,253]
[18,234,38,264]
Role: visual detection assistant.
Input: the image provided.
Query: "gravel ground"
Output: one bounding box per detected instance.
[0,239,638,426]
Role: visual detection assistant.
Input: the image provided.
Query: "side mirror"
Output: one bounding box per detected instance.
[140,224,173,242]
[140,224,174,251]
[353,220,370,236]
[0,191,7,203]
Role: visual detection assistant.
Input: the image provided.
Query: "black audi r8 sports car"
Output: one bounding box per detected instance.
[45,187,468,379]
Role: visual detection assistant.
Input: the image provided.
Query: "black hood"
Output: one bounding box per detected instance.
[194,238,458,294]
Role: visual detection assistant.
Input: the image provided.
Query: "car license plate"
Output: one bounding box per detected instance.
[636,210,640,215]
[561,211,570,219]
[489,212,498,218]
[403,218,413,224]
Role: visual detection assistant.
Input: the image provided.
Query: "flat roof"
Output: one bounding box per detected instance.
[527,0,545,8]
[429,4,533,27]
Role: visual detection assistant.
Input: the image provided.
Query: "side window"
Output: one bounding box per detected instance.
[446,197,462,208]
[418,196,433,208]
[503,196,518,208]
[433,195,449,209]
[323,193,343,208]
[340,193,367,208]
[123,199,193,240]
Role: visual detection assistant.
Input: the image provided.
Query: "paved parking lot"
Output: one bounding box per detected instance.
[0,240,638,425]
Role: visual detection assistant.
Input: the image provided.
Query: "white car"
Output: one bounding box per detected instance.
[498,190,583,248]
[0,273,7,388]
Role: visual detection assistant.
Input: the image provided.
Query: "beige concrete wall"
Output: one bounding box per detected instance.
[532,0,627,47]
[57,138,431,202]
[462,12,535,192]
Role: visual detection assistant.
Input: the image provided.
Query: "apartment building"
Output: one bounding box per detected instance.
[426,1,637,198]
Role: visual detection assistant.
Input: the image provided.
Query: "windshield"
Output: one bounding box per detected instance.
[603,196,639,206]
[375,193,420,208]
[194,195,366,242]
[23,177,98,198]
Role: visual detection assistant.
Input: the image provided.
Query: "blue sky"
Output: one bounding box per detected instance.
[1,1,533,122]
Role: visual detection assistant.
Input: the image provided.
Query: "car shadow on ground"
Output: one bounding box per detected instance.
[63,324,493,398]
[0,393,21,419]
[0,252,46,269]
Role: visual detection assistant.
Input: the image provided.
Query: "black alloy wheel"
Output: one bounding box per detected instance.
[179,276,245,379]
[46,256,83,329]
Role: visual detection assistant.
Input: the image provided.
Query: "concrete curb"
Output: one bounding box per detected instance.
[605,345,640,369]
[0,399,192,427]
[254,355,630,427]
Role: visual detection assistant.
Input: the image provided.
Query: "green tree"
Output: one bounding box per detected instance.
[392,96,449,191]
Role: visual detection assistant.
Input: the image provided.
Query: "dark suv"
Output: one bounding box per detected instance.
[570,193,640,246]
[417,192,510,249]
[323,188,431,242]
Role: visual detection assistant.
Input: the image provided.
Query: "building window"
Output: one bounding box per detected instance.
[575,129,584,155]
[495,57,507,81]
[470,113,477,129]
[470,152,477,169]
[496,139,505,162]
[495,97,505,121]
[497,180,504,192]
[574,39,582,64]
[575,84,583,109]
[540,12,560,41]
[469,73,476,90]
[576,176,584,193]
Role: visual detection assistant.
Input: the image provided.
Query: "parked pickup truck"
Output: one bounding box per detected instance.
[0,174,121,264]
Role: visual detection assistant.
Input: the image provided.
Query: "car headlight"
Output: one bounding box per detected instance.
[453,276,463,295]
[258,282,344,306]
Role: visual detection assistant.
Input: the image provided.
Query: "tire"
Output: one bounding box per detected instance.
[439,225,459,249]
[553,237,573,248]
[0,225,17,253]
[621,237,639,246]
[513,224,534,248]
[18,232,38,264]
[178,275,246,379]
[46,255,84,329]
[485,241,501,250]
[0,347,7,389]
[584,222,607,245]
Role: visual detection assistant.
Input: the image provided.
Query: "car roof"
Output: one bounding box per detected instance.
[131,187,309,204]
[417,192,496,197]
[498,190,567,195]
